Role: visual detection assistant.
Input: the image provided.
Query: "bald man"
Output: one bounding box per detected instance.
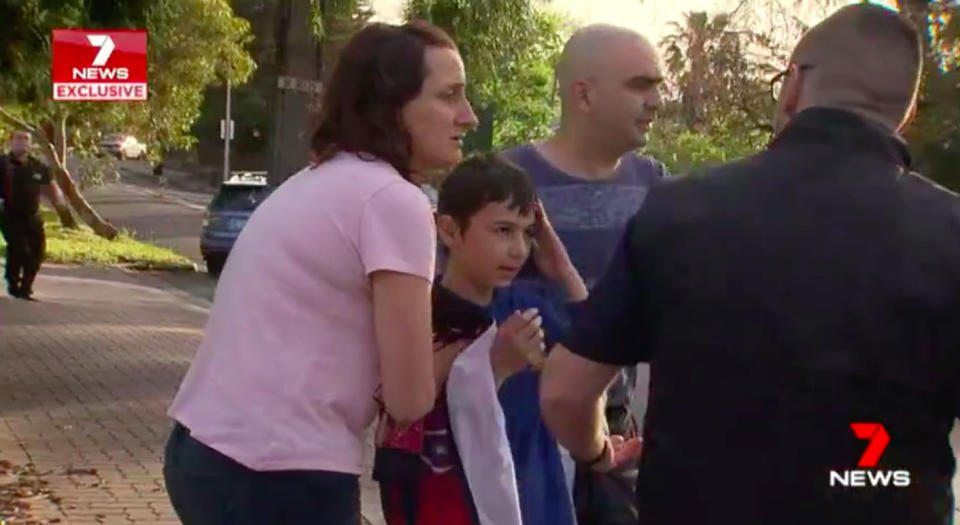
[502,20,666,442]
[499,23,667,523]
[542,4,960,523]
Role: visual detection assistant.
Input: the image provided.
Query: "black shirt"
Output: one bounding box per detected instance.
[0,154,52,217]
[567,108,960,524]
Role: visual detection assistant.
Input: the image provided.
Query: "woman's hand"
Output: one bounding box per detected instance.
[588,435,643,473]
[491,308,544,386]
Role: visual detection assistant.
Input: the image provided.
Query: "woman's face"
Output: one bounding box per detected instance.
[401,47,478,175]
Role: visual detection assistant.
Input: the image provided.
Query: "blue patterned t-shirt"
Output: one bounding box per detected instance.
[503,145,668,408]
[504,145,667,296]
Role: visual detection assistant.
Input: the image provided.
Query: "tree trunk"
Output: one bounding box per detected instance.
[41,118,119,239]
[49,185,78,228]
[48,113,79,228]
[53,164,118,239]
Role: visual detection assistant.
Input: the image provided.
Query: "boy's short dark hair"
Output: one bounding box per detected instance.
[437,153,537,230]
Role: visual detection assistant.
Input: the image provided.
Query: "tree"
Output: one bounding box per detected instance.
[0,0,255,238]
[898,0,960,191]
[650,8,788,173]
[404,0,569,151]
[312,0,375,85]
[661,11,777,134]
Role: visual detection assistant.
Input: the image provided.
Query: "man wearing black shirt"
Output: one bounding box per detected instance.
[541,4,960,524]
[0,131,60,300]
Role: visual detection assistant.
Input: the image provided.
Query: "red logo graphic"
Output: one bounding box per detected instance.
[850,422,890,468]
[52,29,147,101]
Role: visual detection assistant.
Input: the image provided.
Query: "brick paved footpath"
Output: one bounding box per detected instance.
[0,265,384,525]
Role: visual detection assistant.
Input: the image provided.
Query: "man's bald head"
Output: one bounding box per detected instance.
[782,3,921,131]
[556,24,658,106]
[557,25,654,89]
[554,24,663,152]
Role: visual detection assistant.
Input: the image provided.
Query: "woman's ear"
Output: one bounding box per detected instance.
[436,214,460,249]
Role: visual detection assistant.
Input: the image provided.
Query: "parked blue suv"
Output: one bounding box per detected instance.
[200,172,271,276]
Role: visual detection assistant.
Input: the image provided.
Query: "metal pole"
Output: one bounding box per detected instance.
[223,76,232,182]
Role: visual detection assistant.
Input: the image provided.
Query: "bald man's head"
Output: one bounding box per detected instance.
[775,3,921,132]
[555,24,664,152]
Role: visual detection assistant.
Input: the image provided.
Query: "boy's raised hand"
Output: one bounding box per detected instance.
[491,308,545,385]
[531,201,588,302]
[531,200,573,282]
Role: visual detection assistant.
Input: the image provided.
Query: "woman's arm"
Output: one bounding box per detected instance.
[372,270,436,425]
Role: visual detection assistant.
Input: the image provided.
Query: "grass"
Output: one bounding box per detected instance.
[0,208,196,271]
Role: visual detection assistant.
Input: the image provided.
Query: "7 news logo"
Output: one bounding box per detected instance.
[52,29,147,101]
[829,423,911,488]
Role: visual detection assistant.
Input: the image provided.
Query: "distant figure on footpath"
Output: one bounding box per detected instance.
[0,130,63,300]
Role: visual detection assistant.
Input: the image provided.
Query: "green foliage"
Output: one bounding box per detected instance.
[310,0,374,42]
[899,0,960,191]
[119,0,257,160]
[645,119,770,175]
[405,0,569,150]
[0,207,195,270]
[647,9,784,174]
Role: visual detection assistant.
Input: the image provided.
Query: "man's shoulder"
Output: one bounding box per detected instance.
[646,154,760,202]
[622,151,670,180]
[896,169,960,228]
[625,154,767,242]
[899,169,960,203]
[501,144,541,173]
[501,143,533,161]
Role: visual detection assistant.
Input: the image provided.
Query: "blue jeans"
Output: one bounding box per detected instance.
[163,422,361,525]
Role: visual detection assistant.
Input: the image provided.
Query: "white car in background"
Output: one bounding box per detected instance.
[100,134,146,160]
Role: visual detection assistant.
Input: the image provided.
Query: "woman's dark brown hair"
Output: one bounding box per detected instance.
[312,20,457,181]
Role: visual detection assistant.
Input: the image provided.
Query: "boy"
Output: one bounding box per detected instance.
[373,154,586,525]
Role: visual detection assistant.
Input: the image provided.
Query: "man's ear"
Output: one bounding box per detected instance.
[780,63,806,118]
[570,78,593,112]
[436,214,461,249]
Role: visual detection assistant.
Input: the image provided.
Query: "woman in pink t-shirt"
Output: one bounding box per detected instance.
[163,20,477,525]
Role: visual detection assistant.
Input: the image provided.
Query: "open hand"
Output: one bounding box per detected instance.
[491,308,544,383]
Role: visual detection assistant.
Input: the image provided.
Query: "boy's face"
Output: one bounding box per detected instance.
[440,200,536,289]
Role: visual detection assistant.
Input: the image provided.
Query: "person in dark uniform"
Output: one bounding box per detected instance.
[542,5,960,525]
[0,130,61,300]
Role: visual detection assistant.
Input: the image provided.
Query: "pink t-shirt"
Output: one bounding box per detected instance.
[168,152,436,474]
